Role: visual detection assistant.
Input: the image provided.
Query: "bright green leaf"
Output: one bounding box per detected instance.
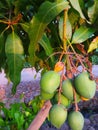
[28,0,69,65]
[14,113,25,129]
[5,32,25,94]
[0,118,5,126]
[39,33,54,62]
[72,26,95,44]
[69,0,86,20]
[88,37,98,53]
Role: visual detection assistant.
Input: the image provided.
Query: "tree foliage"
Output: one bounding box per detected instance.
[0,0,98,94]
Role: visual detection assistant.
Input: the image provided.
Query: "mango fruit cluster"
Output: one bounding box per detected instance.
[40,70,96,129]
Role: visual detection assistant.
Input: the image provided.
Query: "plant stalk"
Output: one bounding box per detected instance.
[63,9,68,52]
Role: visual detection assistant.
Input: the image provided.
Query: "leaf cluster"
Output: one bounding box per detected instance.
[0,96,42,130]
[0,0,98,93]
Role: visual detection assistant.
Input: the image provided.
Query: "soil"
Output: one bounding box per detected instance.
[0,66,98,130]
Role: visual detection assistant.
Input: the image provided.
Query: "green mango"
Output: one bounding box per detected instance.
[49,104,67,128]
[62,79,74,100]
[40,71,60,94]
[55,93,71,107]
[74,72,96,99]
[40,90,54,100]
[68,111,84,130]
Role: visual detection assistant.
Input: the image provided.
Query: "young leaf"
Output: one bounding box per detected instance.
[69,0,86,20]
[88,37,98,53]
[39,33,54,62]
[72,26,95,44]
[28,0,69,65]
[88,0,98,24]
[5,32,25,94]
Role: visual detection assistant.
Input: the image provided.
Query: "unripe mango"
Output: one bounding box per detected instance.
[74,72,96,99]
[49,104,67,128]
[40,90,54,100]
[68,111,84,130]
[62,79,73,100]
[40,71,60,94]
[55,93,71,107]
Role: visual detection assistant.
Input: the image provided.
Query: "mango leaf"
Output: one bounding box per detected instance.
[88,37,98,53]
[20,22,29,33]
[69,0,86,20]
[59,15,72,41]
[39,33,54,62]
[88,0,98,24]
[78,0,85,11]
[5,32,25,94]
[28,0,69,66]
[0,33,6,69]
[0,34,4,53]
[72,26,95,44]
[68,8,80,27]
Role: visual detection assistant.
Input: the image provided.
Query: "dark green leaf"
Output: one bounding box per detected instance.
[0,34,4,53]
[72,26,95,44]
[88,0,98,24]
[0,33,6,69]
[14,0,29,14]
[39,33,54,62]
[68,8,80,27]
[5,32,25,94]
[28,0,69,65]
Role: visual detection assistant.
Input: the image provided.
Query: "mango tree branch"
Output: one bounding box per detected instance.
[27,100,52,130]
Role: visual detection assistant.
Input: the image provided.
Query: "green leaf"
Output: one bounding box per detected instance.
[88,37,98,53]
[20,23,30,33]
[5,32,25,94]
[28,0,69,65]
[0,34,4,53]
[59,15,72,41]
[72,26,95,44]
[69,0,86,20]
[78,0,85,11]
[0,33,6,69]
[0,118,5,126]
[68,8,80,27]
[14,0,29,14]
[14,112,25,129]
[39,33,54,62]
[88,0,98,24]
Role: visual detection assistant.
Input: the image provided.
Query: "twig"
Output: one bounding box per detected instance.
[58,65,65,104]
[73,88,79,111]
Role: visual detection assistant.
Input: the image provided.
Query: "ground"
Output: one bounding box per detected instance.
[0,65,98,130]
